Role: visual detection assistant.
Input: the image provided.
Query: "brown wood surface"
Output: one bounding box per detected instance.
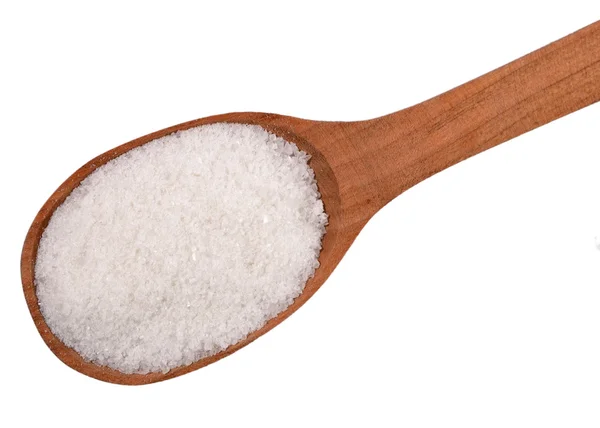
[21,20,600,385]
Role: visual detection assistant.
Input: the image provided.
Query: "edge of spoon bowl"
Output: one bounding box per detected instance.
[21,112,353,385]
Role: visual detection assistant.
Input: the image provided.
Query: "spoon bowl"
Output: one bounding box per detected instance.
[22,21,600,384]
[21,112,356,385]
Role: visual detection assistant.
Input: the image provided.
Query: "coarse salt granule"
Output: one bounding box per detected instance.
[35,123,328,374]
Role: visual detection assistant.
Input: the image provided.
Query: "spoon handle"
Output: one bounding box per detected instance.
[365,20,600,204]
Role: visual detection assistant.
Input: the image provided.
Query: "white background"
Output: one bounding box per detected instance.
[2,1,600,427]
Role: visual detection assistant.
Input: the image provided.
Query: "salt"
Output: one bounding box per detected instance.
[35,123,327,374]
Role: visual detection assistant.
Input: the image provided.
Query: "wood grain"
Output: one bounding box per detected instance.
[22,20,600,384]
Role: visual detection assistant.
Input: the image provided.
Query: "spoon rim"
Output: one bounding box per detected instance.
[21,112,345,385]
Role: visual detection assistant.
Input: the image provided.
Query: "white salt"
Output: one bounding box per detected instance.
[35,123,327,374]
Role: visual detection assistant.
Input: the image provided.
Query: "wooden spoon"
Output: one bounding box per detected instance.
[22,21,600,385]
